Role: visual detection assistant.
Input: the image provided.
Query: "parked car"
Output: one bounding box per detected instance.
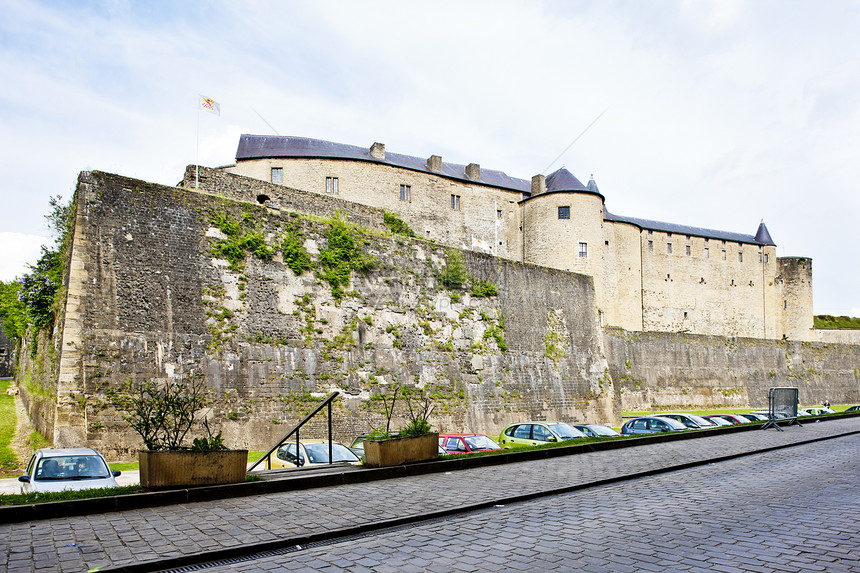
[266,440,361,469]
[18,448,121,494]
[735,412,768,422]
[572,424,621,438]
[499,421,587,447]
[657,413,719,429]
[846,405,860,412]
[798,407,835,416]
[349,433,445,460]
[620,416,688,435]
[703,414,749,425]
[439,434,502,454]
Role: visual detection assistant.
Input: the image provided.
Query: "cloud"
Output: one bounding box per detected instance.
[0,233,48,282]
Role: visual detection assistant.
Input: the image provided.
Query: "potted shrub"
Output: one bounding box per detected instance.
[112,375,247,489]
[363,384,439,468]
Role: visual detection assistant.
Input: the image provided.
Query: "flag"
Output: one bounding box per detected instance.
[199,95,220,116]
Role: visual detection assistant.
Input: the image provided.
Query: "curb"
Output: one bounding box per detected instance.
[1,413,855,525]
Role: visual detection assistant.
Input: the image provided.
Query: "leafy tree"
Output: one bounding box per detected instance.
[0,281,25,340]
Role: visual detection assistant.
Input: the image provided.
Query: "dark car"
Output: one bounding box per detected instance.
[846,405,860,412]
[620,416,688,435]
[572,424,621,438]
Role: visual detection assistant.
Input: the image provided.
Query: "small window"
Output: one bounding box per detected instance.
[558,206,570,219]
[451,194,460,210]
[399,184,411,201]
[271,167,283,183]
[648,230,653,235]
[758,252,762,263]
[686,235,691,240]
[686,245,691,256]
[704,237,709,243]
[721,250,726,260]
[326,177,339,194]
[784,300,788,310]
[578,242,587,257]
[704,247,709,259]
[496,209,502,219]
[738,252,743,263]
[667,243,673,255]
[667,232,672,238]
[764,254,769,263]
[648,241,653,253]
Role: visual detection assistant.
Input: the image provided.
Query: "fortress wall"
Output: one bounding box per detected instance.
[605,328,860,411]
[640,231,774,338]
[814,330,860,345]
[601,221,643,332]
[56,170,614,459]
[225,158,524,261]
[777,257,814,341]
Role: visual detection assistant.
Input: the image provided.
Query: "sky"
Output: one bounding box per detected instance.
[1,0,858,316]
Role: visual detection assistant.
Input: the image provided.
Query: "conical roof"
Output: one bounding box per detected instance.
[754,221,776,246]
[545,168,588,192]
[586,175,600,193]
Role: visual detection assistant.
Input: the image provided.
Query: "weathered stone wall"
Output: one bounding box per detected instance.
[225,158,524,260]
[56,170,614,459]
[605,329,860,411]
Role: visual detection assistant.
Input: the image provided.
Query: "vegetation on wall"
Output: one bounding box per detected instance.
[318,215,377,301]
[439,250,468,289]
[280,219,313,275]
[210,210,275,272]
[383,210,416,238]
[814,315,860,329]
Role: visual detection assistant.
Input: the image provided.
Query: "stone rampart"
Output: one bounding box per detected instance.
[605,329,860,411]
[55,170,613,459]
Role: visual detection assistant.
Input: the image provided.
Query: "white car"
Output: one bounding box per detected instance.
[19,448,121,493]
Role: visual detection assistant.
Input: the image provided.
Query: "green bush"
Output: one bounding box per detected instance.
[440,250,467,289]
[281,223,313,275]
[471,279,497,297]
[383,210,416,238]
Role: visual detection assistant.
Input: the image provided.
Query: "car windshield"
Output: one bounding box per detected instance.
[548,423,586,440]
[587,425,619,436]
[463,435,500,451]
[35,455,109,481]
[303,443,360,464]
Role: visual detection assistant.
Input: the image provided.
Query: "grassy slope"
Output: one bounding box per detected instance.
[814,315,860,329]
[0,379,18,476]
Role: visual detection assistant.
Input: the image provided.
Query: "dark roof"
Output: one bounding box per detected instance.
[545,167,587,192]
[605,212,775,246]
[236,135,531,193]
[235,135,776,247]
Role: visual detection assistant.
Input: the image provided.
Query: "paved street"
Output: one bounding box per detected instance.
[1,418,859,572]
[215,430,860,572]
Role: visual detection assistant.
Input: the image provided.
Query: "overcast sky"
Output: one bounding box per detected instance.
[1,0,858,316]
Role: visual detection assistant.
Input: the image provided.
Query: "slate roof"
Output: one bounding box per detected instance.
[236,135,532,193]
[235,134,776,247]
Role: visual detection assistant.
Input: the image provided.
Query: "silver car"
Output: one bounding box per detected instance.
[658,412,719,429]
[620,416,688,435]
[19,448,121,493]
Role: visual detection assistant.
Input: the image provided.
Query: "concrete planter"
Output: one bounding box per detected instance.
[138,450,248,490]
[363,433,439,468]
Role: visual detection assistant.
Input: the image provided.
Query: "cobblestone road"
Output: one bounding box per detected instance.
[1,418,858,572]
[220,431,860,572]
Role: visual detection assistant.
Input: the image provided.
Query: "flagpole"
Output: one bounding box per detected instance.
[195,95,200,190]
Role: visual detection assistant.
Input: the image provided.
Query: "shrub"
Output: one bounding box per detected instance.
[383,210,416,238]
[470,279,497,298]
[440,250,467,289]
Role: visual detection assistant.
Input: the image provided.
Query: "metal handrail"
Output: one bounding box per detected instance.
[248,391,340,471]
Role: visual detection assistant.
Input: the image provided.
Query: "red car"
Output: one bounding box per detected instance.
[439,434,502,454]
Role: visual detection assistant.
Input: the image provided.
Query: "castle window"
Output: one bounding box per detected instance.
[784,300,788,309]
[648,230,653,235]
[686,245,691,256]
[497,209,502,219]
[765,254,769,263]
[686,235,691,240]
[704,247,709,259]
[704,237,709,243]
[667,243,672,255]
[667,232,672,238]
[738,252,743,263]
[271,167,283,184]
[648,241,653,253]
[326,177,339,194]
[721,250,726,260]
[399,184,411,201]
[451,195,460,210]
[758,252,762,263]
[558,206,570,219]
[578,242,588,257]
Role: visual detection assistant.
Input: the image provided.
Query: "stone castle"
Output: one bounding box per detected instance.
[13,135,860,459]
[224,135,813,342]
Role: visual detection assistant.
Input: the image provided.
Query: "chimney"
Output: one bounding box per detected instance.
[370,142,385,160]
[531,174,546,195]
[465,163,481,180]
[427,155,442,172]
